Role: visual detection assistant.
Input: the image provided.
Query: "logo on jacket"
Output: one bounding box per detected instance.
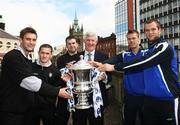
[49,73,52,78]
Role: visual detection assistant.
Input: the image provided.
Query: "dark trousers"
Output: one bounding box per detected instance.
[123,93,144,125]
[72,107,104,125]
[142,97,178,125]
[54,98,70,125]
[54,108,70,125]
[0,111,33,125]
[32,109,55,125]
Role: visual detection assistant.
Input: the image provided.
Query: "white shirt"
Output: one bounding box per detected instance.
[84,50,108,84]
[84,50,95,61]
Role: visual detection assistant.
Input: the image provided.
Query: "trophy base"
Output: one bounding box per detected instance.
[75,104,93,109]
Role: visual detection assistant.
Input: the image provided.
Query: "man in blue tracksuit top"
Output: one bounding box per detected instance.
[93,19,180,125]
[104,30,145,125]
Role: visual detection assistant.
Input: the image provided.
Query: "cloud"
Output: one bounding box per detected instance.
[0,0,72,50]
[79,0,116,36]
[0,0,116,51]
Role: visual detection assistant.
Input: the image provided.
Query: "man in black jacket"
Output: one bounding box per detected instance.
[0,27,71,125]
[56,36,79,125]
[32,44,60,125]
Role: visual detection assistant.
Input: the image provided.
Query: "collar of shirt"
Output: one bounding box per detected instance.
[15,46,31,60]
[84,50,95,61]
[36,59,52,67]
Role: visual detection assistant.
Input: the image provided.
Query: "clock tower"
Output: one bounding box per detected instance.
[69,12,84,51]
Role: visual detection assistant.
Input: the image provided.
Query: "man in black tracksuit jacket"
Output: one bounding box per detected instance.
[32,44,62,125]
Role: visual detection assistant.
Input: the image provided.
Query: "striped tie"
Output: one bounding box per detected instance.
[88,53,92,61]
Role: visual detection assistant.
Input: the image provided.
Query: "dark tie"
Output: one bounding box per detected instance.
[87,53,92,61]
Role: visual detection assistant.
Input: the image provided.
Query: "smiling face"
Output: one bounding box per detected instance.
[84,34,97,52]
[20,32,37,52]
[144,21,161,43]
[66,38,78,54]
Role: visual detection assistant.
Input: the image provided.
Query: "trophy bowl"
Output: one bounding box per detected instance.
[69,55,94,109]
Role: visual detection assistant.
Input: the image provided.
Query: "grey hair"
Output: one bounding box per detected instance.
[84,32,98,41]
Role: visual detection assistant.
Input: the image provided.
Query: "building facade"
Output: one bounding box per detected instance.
[0,15,19,63]
[69,12,84,52]
[115,0,140,53]
[139,0,180,71]
[96,33,116,58]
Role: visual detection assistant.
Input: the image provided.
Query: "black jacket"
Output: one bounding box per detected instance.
[0,50,59,113]
[32,62,61,109]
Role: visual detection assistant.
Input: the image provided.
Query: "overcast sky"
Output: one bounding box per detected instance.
[0,0,116,50]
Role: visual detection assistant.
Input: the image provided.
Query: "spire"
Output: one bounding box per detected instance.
[74,10,78,25]
[75,10,78,21]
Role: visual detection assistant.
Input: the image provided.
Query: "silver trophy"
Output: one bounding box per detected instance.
[69,55,93,109]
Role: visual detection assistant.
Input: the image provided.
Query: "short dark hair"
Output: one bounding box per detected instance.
[65,36,76,44]
[20,27,37,39]
[144,19,162,29]
[127,30,140,38]
[39,44,53,53]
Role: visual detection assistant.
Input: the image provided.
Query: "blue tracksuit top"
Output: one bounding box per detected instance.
[114,37,180,100]
[104,49,145,96]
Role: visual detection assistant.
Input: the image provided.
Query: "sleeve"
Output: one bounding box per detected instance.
[38,81,60,96]
[8,52,59,97]
[103,53,123,64]
[8,52,33,84]
[114,42,174,71]
[20,76,42,92]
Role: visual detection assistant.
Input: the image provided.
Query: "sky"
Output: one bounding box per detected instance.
[0,0,116,50]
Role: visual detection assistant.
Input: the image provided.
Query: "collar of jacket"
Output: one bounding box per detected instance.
[148,37,164,49]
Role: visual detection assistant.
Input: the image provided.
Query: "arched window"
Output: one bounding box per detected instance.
[0,41,3,48]
[6,42,11,48]
[14,42,18,48]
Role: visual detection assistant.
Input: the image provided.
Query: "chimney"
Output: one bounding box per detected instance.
[0,15,5,30]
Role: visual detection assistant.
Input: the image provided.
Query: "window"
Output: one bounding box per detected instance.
[144,2,147,10]
[168,2,172,10]
[159,17,164,25]
[159,6,162,14]
[164,4,168,13]
[0,41,3,48]
[166,28,169,36]
[168,14,172,22]
[6,42,11,48]
[175,25,178,33]
[170,26,174,34]
[173,13,179,21]
[164,15,168,24]
[155,8,159,15]
[173,0,178,8]
[164,28,167,35]
[14,43,18,48]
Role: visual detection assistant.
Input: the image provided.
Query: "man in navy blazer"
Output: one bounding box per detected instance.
[72,32,111,125]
